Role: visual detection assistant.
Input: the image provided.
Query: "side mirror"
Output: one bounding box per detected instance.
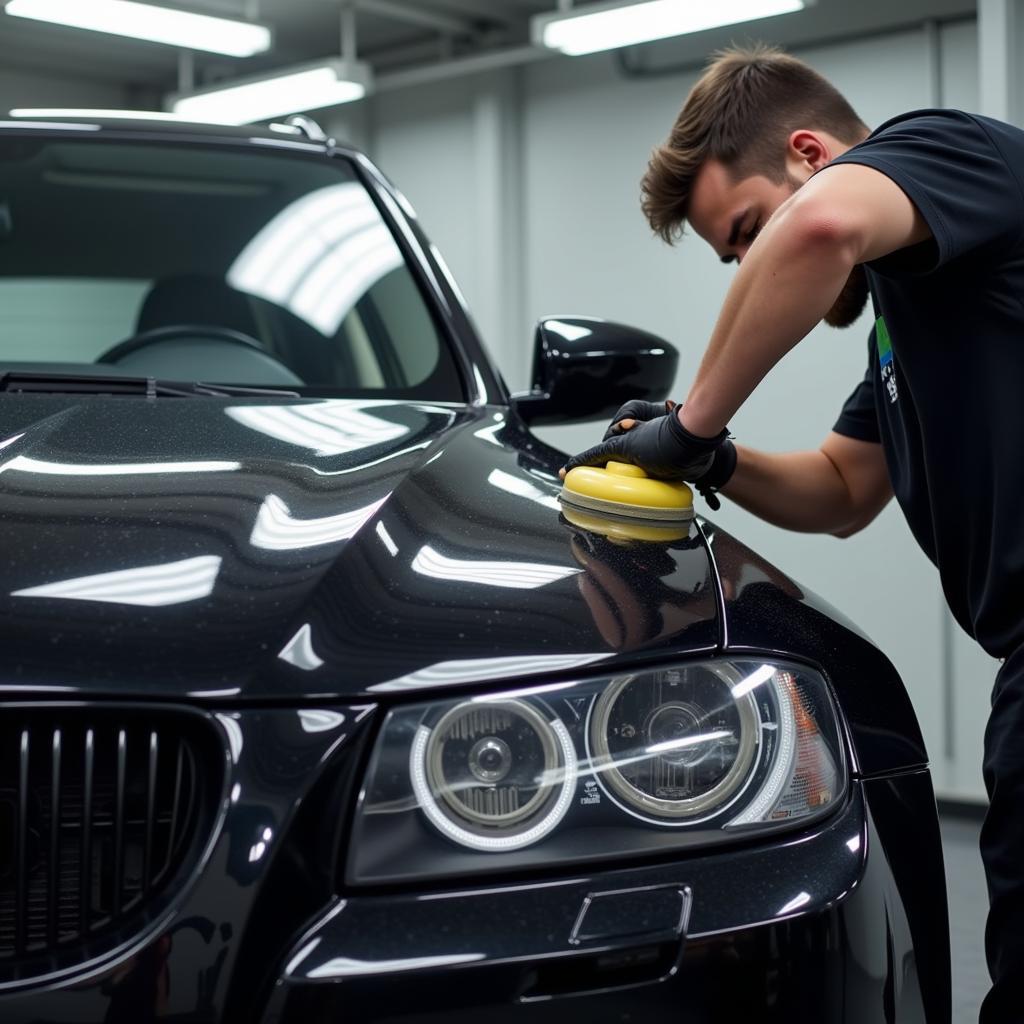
[512,317,678,426]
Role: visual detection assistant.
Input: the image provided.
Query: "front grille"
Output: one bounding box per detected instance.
[0,707,222,979]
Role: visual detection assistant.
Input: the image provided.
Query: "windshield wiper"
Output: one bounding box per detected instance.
[0,372,300,398]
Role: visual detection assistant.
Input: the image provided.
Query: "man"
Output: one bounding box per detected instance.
[560,44,1024,1023]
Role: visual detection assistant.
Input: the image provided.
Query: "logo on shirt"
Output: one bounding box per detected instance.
[876,316,899,404]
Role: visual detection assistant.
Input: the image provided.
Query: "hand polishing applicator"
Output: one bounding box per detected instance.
[559,461,694,522]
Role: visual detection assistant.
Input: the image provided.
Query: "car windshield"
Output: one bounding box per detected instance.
[0,133,464,400]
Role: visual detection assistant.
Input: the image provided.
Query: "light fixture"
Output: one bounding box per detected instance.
[534,0,808,56]
[172,59,371,126]
[4,0,271,57]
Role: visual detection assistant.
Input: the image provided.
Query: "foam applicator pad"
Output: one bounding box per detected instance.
[559,461,694,522]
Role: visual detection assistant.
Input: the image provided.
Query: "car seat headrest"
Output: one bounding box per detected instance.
[136,274,260,338]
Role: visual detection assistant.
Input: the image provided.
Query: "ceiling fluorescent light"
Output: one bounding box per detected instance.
[173,60,371,126]
[534,0,808,56]
[4,0,271,57]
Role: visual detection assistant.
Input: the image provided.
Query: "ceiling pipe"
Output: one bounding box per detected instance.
[375,44,553,93]
[356,0,478,37]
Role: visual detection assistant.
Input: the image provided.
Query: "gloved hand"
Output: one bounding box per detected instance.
[603,399,676,440]
[563,409,736,509]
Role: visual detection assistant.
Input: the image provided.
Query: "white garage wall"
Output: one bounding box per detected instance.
[0,67,126,110]
[363,18,994,802]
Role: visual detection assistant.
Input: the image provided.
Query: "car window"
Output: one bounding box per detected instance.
[0,278,150,361]
[0,136,464,400]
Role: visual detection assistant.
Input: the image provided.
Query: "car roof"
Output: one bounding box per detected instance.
[0,114,359,156]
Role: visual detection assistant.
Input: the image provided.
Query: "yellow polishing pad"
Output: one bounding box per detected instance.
[560,504,691,543]
[559,461,694,522]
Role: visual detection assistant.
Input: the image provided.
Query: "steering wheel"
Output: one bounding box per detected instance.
[97,324,268,364]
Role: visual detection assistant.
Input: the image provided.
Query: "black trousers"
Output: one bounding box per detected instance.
[980,645,1024,1022]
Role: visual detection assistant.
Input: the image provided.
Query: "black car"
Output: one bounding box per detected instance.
[0,115,949,1023]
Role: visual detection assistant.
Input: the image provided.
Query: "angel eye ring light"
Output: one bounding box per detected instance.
[588,666,761,822]
[410,698,577,851]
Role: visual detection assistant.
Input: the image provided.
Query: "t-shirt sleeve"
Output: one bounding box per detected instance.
[833,348,880,443]
[827,110,1024,274]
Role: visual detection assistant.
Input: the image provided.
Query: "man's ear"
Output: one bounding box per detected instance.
[785,130,832,180]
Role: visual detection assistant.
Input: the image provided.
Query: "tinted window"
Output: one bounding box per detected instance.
[0,136,463,399]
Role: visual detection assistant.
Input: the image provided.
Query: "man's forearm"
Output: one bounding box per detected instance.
[679,197,859,439]
[721,444,866,535]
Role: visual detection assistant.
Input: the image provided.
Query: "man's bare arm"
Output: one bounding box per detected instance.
[721,432,893,537]
[679,163,931,438]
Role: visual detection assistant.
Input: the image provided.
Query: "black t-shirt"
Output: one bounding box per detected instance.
[830,109,1024,658]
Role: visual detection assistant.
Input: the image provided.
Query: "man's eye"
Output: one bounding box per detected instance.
[745,221,762,244]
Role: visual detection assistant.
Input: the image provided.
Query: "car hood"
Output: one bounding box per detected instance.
[0,394,718,699]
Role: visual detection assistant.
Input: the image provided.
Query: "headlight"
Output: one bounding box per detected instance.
[348,659,846,885]
[589,665,760,822]
[410,698,577,851]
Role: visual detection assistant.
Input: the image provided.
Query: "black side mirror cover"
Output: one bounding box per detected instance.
[513,317,678,426]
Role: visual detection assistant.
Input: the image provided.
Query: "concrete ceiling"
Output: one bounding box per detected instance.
[0,0,978,105]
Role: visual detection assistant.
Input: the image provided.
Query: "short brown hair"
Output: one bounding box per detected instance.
[641,43,868,243]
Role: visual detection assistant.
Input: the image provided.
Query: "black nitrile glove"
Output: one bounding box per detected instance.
[602,399,675,440]
[564,409,728,482]
[693,438,737,510]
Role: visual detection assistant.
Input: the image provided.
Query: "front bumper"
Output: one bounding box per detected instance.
[262,772,949,1024]
[0,697,949,1024]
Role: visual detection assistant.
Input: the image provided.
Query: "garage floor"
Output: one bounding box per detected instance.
[942,815,988,1023]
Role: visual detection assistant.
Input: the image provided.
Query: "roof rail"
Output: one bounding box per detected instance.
[273,115,328,142]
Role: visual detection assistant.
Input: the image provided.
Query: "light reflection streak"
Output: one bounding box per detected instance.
[278,623,326,670]
[411,544,580,590]
[297,709,346,733]
[0,456,239,476]
[471,681,579,703]
[543,319,595,342]
[487,468,560,510]
[645,729,734,755]
[291,226,404,336]
[305,953,485,980]
[226,402,409,456]
[472,422,504,446]
[230,186,374,302]
[216,713,244,763]
[301,441,431,477]
[250,493,386,550]
[776,891,812,916]
[227,182,404,335]
[472,365,488,405]
[368,652,610,692]
[285,937,322,977]
[11,554,221,606]
[730,664,777,700]
[375,521,398,556]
